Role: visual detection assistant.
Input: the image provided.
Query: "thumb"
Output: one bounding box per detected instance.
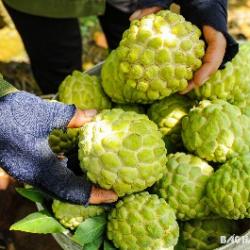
[67,109,97,128]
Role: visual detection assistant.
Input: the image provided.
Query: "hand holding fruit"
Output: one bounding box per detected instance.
[181,25,227,94]
[129,6,163,21]
[0,91,105,205]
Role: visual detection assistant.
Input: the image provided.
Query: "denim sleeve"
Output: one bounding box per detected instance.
[0,91,91,205]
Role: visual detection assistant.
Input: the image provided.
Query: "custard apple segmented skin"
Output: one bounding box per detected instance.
[113,103,146,114]
[182,218,238,250]
[194,42,250,104]
[78,109,167,197]
[49,128,80,154]
[107,192,179,250]
[154,153,213,220]
[182,99,250,163]
[58,70,111,110]
[101,10,205,104]
[148,94,194,151]
[206,153,250,219]
[52,200,105,230]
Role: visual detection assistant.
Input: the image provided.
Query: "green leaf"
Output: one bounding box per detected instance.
[16,187,44,203]
[10,210,67,234]
[72,216,106,246]
[104,240,117,250]
[84,236,103,250]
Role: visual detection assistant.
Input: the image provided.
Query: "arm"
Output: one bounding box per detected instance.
[0,86,117,205]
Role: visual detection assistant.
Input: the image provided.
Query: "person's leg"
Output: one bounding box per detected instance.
[98,3,132,50]
[4,4,82,94]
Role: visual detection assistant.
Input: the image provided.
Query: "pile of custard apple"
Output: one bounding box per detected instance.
[49,10,250,250]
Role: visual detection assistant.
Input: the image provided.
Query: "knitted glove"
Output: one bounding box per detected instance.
[0,91,91,205]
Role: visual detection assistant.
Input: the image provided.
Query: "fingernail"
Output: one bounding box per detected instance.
[85,109,97,117]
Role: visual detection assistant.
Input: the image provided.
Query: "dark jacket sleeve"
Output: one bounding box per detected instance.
[175,0,238,66]
[138,0,173,9]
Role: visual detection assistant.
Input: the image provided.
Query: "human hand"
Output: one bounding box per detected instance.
[129,6,163,21]
[180,25,226,94]
[89,186,118,204]
[0,91,97,204]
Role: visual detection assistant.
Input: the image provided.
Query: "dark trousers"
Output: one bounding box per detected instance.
[4,3,131,94]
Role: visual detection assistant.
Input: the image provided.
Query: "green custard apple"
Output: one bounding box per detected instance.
[58,70,111,110]
[78,109,167,197]
[113,103,145,114]
[154,153,213,220]
[49,128,79,154]
[182,100,250,163]
[107,192,179,250]
[181,218,238,250]
[193,42,250,104]
[206,153,250,219]
[52,200,105,230]
[102,10,205,104]
[148,94,194,151]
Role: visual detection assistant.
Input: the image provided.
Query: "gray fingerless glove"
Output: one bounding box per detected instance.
[0,91,91,205]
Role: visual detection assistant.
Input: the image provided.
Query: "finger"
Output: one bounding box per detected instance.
[179,81,196,95]
[89,186,118,204]
[0,170,12,190]
[129,9,142,21]
[67,109,97,128]
[129,7,163,21]
[193,25,226,87]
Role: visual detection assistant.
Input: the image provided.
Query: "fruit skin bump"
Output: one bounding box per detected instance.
[182,100,250,163]
[52,200,105,230]
[194,42,250,105]
[49,128,79,154]
[107,192,179,250]
[101,10,205,104]
[58,70,111,110]
[78,109,167,197]
[181,218,238,250]
[148,94,194,151]
[154,153,213,220]
[113,103,145,114]
[206,153,250,219]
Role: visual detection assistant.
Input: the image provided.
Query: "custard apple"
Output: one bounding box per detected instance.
[193,42,250,104]
[181,218,238,250]
[113,103,145,114]
[78,109,167,197]
[52,200,105,230]
[101,10,205,104]
[49,128,79,154]
[206,153,250,219]
[182,100,250,163]
[107,192,179,250]
[154,153,213,220]
[58,70,111,110]
[148,94,194,151]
